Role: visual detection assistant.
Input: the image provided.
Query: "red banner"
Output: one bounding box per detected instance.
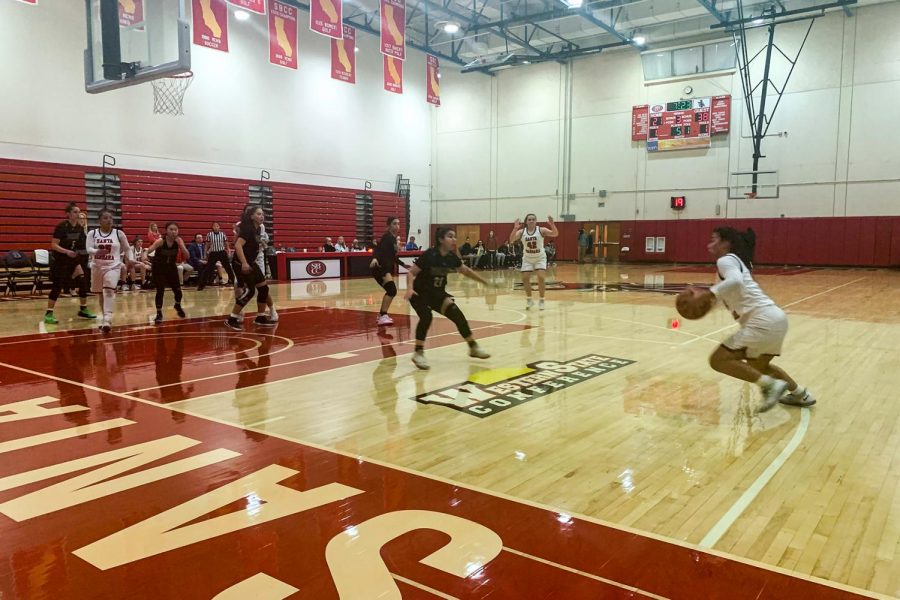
[331,25,356,84]
[227,0,265,13]
[710,94,731,134]
[631,105,648,141]
[309,0,342,39]
[15,0,38,4]
[268,0,298,69]
[192,0,229,52]
[380,0,405,60]
[426,55,440,106]
[118,0,144,26]
[384,55,403,94]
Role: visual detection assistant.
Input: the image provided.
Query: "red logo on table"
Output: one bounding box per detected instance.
[306,261,327,276]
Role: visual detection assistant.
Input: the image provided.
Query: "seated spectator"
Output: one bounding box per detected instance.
[404,236,420,251]
[545,240,557,264]
[460,238,473,258]
[176,246,195,285]
[351,239,365,252]
[323,237,336,252]
[494,240,507,269]
[334,236,349,252]
[129,237,152,290]
[470,240,486,268]
[188,234,207,270]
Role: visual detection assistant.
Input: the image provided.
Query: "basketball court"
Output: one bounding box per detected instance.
[2,0,900,598]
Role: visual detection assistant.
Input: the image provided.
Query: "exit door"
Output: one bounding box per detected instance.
[584,222,621,262]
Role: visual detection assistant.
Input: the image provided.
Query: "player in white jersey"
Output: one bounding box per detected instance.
[509,213,558,310]
[693,227,815,411]
[86,208,133,333]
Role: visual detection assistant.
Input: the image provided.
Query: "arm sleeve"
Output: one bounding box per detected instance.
[710,256,743,297]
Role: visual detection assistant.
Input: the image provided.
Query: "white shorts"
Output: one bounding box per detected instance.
[723,305,788,358]
[521,254,547,272]
[91,263,121,293]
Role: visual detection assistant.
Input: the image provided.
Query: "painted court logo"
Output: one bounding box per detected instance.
[306,260,327,276]
[414,354,635,418]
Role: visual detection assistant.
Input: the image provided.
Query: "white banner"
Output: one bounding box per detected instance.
[289,258,342,280]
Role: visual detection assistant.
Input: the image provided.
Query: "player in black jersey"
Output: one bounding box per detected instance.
[146,222,191,324]
[370,216,406,326]
[225,205,277,330]
[404,227,492,370]
[44,202,96,325]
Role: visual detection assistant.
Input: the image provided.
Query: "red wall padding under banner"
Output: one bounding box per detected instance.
[434,218,900,267]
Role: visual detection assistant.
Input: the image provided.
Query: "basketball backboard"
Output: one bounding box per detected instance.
[84,0,190,93]
[728,170,779,199]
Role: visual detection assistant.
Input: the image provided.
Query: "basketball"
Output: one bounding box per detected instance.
[676,287,712,320]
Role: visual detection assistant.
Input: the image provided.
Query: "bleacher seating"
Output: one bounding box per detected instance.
[0,158,410,257]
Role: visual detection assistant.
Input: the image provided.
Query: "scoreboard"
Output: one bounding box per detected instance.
[631,95,731,152]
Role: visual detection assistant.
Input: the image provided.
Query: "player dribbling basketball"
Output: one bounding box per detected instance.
[692,227,815,411]
[509,214,558,310]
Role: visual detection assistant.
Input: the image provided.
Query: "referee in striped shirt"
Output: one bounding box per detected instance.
[198,222,235,290]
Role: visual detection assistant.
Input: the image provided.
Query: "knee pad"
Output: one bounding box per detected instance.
[236,285,256,307]
[443,302,472,339]
[75,275,88,298]
[256,284,269,305]
[383,281,397,298]
[415,310,433,341]
[48,285,61,302]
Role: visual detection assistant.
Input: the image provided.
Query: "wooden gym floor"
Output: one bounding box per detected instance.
[0,263,897,599]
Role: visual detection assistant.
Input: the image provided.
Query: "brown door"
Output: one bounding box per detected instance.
[583,222,621,262]
[455,225,481,250]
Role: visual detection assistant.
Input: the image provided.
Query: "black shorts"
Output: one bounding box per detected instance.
[51,257,80,282]
[411,290,452,314]
[153,265,181,288]
[371,266,390,289]
[233,261,266,288]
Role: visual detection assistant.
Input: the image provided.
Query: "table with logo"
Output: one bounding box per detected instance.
[275,251,424,281]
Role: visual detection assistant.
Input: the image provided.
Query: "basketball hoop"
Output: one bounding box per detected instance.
[151,71,194,116]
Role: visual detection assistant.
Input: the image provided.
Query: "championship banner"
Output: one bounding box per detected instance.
[118,0,144,27]
[192,0,229,52]
[383,55,403,94]
[227,0,265,13]
[331,25,356,84]
[380,0,405,60]
[309,0,341,39]
[268,0,298,69]
[426,55,440,106]
[631,105,649,141]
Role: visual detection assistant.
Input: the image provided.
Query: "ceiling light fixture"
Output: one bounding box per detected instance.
[565,0,584,8]
[752,17,764,24]
[234,9,250,21]
[443,22,461,34]
[633,35,646,45]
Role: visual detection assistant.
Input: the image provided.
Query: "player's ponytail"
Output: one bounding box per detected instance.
[713,226,755,271]
[740,228,756,269]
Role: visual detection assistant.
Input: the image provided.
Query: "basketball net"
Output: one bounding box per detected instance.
[151,71,194,116]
